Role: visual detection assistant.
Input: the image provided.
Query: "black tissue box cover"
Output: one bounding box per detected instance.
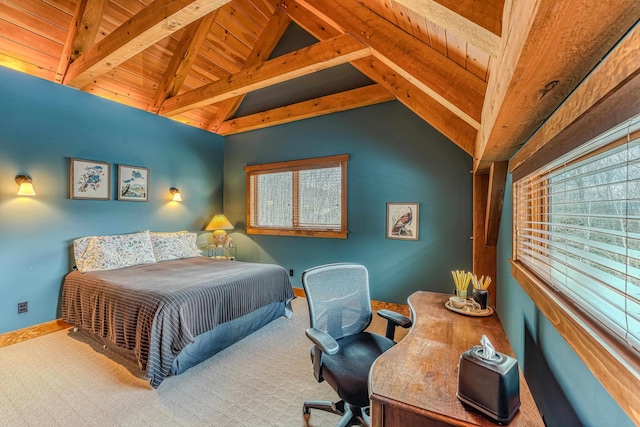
[457,345,521,424]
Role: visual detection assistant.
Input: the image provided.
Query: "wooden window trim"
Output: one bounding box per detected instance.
[244,154,349,173]
[245,154,349,238]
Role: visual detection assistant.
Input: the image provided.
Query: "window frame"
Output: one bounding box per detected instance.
[244,154,349,238]
[514,129,640,335]
[511,119,640,422]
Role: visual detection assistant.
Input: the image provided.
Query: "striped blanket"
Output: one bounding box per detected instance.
[61,257,294,388]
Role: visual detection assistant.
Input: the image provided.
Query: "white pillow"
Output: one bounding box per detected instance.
[73,231,156,273]
[149,231,201,262]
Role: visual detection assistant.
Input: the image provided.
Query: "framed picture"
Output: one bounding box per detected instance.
[70,158,110,200]
[118,165,149,201]
[386,202,419,240]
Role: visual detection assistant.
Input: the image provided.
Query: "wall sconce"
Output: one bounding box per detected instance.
[16,174,36,196]
[170,187,182,202]
[205,214,234,247]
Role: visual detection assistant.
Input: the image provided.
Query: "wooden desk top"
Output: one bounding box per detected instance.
[369,291,543,426]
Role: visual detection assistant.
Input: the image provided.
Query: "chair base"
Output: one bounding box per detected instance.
[303,399,370,427]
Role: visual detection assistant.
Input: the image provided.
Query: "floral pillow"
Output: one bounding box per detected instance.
[73,235,121,273]
[150,231,201,262]
[73,231,157,273]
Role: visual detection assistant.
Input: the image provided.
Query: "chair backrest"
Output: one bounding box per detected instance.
[302,263,372,341]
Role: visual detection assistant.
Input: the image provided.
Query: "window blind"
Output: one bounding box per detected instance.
[250,167,341,229]
[515,115,640,352]
[245,154,348,238]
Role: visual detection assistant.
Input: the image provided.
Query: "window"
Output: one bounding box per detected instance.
[245,154,348,238]
[515,116,640,352]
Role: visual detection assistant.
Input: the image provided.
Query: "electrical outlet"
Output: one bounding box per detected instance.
[18,301,28,314]
[289,269,294,277]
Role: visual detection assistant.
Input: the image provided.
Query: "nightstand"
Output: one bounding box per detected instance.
[200,241,236,260]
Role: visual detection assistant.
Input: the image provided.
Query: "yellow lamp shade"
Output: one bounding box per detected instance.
[206,214,233,231]
[16,175,36,196]
[170,187,182,202]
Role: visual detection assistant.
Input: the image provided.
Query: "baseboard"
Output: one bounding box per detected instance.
[0,319,71,348]
[292,287,410,316]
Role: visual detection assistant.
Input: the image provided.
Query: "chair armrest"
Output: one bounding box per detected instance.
[377,309,412,328]
[377,309,412,341]
[305,327,339,355]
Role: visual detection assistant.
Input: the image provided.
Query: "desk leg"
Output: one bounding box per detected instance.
[370,398,383,427]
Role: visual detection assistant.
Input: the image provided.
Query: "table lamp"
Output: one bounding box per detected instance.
[206,214,233,247]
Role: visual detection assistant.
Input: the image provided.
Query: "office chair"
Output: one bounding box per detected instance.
[302,263,412,427]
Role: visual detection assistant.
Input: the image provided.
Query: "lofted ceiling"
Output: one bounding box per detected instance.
[1,0,639,173]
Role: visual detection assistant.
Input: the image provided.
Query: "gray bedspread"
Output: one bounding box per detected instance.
[61,257,294,388]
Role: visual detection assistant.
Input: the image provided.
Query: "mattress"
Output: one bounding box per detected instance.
[61,257,294,388]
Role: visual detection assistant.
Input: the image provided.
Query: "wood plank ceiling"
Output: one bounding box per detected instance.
[1,0,638,172]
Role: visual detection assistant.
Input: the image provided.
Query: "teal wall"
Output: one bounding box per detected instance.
[224,101,473,303]
[497,174,633,426]
[0,67,224,334]
[2,62,628,426]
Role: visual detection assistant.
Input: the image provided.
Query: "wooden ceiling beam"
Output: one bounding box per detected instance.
[286,0,486,129]
[159,33,371,116]
[256,0,278,16]
[278,2,341,39]
[55,0,108,83]
[283,2,476,154]
[217,84,394,135]
[432,0,503,36]
[484,161,507,246]
[208,7,291,132]
[473,0,640,174]
[63,0,232,89]
[509,22,640,175]
[148,12,218,113]
[393,0,502,57]
[69,0,108,62]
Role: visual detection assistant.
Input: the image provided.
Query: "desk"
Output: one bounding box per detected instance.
[369,291,543,426]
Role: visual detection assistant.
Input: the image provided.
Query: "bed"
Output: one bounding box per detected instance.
[61,231,294,388]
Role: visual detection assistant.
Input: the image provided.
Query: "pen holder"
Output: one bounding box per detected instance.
[473,289,488,310]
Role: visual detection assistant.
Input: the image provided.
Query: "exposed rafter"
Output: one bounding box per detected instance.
[473,0,640,173]
[159,34,372,116]
[288,0,487,129]
[55,0,108,83]
[484,161,507,246]
[393,0,502,56]
[63,0,232,89]
[148,12,218,113]
[3,0,638,174]
[217,84,394,134]
[281,0,477,154]
[208,7,292,131]
[509,22,640,175]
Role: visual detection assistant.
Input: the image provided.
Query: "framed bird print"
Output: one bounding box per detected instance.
[70,158,110,200]
[386,202,419,240]
[118,164,149,201]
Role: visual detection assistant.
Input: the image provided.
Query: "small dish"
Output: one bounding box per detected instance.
[449,296,467,309]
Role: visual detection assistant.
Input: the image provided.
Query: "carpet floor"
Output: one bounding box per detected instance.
[0,298,357,427]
